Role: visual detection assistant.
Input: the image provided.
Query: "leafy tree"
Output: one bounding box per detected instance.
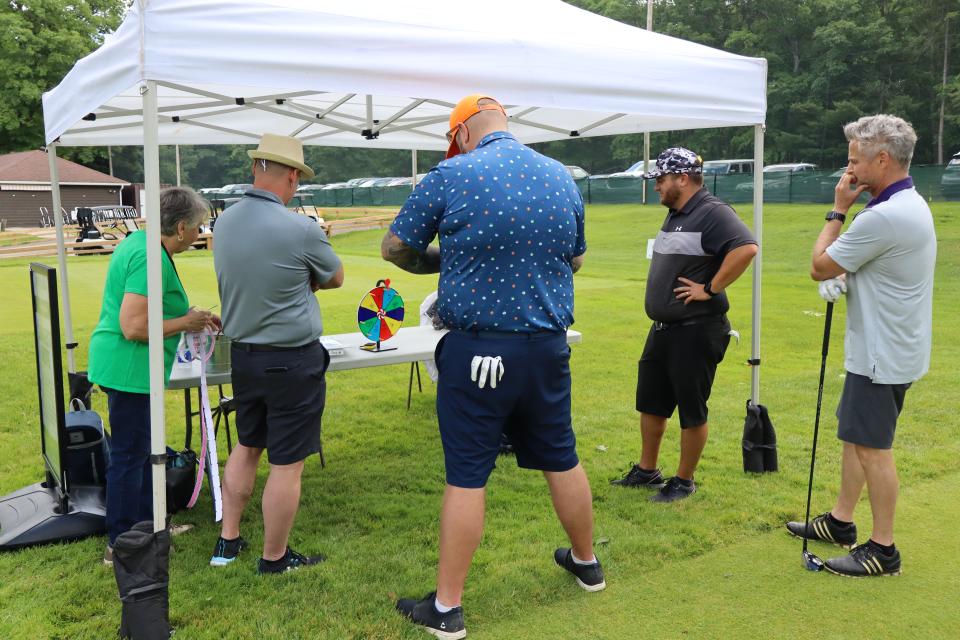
[0,0,125,154]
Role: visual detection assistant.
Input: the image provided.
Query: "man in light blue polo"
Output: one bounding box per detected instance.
[788,114,936,577]
[382,94,602,639]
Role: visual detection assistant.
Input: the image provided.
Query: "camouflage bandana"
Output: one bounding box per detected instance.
[642,147,703,179]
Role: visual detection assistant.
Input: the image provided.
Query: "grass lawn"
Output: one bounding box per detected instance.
[0,231,42,247]
[0,202,958,639]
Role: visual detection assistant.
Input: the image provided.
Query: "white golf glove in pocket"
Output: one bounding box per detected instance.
[818,276,847,303]
[470,355,504,389]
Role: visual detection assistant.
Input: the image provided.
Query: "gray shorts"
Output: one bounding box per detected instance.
[836,371,910,449]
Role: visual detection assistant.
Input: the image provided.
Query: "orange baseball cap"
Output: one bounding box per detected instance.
[445,94,506,159]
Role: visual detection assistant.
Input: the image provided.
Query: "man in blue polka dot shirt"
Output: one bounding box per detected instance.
[384,94,602,638]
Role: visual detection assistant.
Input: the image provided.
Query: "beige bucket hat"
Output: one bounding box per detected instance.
[247,133,315,179]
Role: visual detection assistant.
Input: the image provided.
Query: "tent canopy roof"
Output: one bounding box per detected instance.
[43,0,767,150]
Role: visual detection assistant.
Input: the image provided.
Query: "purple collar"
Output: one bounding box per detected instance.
[866,177,913,208]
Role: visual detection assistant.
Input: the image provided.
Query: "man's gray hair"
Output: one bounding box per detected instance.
[159,186,208,236]
[843,114,917,169]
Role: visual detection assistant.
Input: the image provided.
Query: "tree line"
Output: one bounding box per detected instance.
[1,0,956,187]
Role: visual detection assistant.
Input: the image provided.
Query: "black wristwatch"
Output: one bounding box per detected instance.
[825,210,847,224]
[703,281,717,297]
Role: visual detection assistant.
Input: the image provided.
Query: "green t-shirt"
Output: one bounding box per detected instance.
[88,231,189,394]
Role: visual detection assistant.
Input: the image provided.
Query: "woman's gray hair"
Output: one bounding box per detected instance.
[159,187,208,236]
[843,114,917,170]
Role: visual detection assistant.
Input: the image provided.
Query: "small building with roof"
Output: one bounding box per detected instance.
[0,150,128,227]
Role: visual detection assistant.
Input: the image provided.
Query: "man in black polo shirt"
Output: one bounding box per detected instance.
[612,147,758,502]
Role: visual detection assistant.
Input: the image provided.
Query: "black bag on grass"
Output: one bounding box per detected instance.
[165,447,197,514]
[113,521,171,640]
[742,400,778,473]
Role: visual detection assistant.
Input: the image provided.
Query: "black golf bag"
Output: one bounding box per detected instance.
[75,207,102,242]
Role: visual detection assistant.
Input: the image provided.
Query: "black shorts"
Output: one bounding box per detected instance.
[230,341,330,465]
[836,371,910,450]
[636,317,731,428]
[435,331,579,489]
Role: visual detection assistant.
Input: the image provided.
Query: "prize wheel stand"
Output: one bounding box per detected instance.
[357,279,404,352]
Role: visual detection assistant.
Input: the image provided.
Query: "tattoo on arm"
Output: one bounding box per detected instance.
[381,231,441,274]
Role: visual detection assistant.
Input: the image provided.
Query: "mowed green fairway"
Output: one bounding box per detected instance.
[0,202,958,639]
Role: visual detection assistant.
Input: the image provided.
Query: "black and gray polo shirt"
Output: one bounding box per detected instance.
[645,187,756,323]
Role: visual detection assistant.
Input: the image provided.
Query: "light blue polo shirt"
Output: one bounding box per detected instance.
[390,131,586,333]
[826,180,936,384]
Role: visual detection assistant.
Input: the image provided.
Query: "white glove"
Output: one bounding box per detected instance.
[470,355,504,389]
[818,276,847,303]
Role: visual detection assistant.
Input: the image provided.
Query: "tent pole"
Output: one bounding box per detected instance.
[142,80,168,532]
[642,0,653,206]
[411,149,418,190]
[175,145,181,186]
[751,124,764,406]
[47,143,77,374]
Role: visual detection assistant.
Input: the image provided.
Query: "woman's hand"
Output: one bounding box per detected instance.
[182,307,217,332]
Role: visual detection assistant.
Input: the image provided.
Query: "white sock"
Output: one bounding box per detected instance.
[571,551,597,565]
[434,597,455,613]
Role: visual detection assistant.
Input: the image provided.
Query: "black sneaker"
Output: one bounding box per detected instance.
[553,547,606,592]
[209,536,249,567]
[257,547,326,575]
[610,463,666,488]
[785,512,857,549]
[825,542,901,577]
[650,476,696,503]
[395,591,466,640]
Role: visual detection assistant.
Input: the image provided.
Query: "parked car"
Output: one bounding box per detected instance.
[565,165,590,180]
[735,163,818,193]
[219,183,254,196]
[345,177,377,188]
[942,151,960,200]
[703,159,754,175]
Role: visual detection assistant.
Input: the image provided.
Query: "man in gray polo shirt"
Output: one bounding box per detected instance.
[787,114,936,577]
[210,133,343,574]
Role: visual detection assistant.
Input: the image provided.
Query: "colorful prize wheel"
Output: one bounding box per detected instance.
[357,279,405,349]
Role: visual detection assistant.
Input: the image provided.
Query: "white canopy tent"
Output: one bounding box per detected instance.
[43,0,768,527]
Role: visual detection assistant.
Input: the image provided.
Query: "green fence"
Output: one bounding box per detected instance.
[581,165,956,205]
[293,165,956,210]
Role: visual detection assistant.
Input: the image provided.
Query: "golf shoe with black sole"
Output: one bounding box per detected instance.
[257,547,326,575]
[785,512,857,549]
[610,464,666,489]
[650,476,696,503]
[825,543,901,577]
[395,592,466,640]
[554,547,606,592]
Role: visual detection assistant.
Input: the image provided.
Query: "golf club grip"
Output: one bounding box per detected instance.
[821,302,833,357]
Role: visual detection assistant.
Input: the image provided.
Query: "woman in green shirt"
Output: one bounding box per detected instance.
[88,187,219,555]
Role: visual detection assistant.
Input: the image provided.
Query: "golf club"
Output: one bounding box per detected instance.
[801,301,834,571]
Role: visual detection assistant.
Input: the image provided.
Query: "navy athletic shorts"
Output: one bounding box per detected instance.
[435,330,579,489]
[636,316,731,428]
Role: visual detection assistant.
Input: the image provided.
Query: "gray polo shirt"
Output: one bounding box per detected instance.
[214,188,341,347]
[826,186,936,384]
